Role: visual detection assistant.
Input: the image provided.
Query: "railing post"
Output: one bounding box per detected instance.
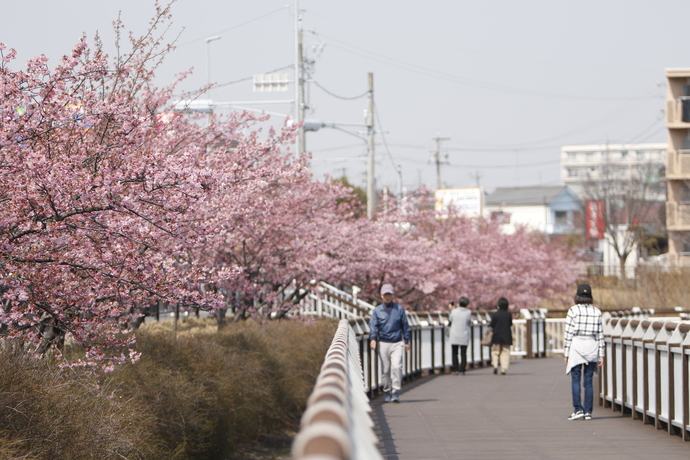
[430,325,435,374]
[620,319,629,416]
[441,322,447,373]
[681,344,690,441]
[526,318,534,359]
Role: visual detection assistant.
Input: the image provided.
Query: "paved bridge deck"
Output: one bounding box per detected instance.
[370,357,689,459]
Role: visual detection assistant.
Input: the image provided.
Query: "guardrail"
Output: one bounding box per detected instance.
[292,319,383,460]
[293,302,663,458]
[293,283,375,320]
[600,318,690,441]
[347,310,555,397]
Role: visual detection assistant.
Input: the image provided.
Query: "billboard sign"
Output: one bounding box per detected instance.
[585,200,606,239]
[434,187,482,219]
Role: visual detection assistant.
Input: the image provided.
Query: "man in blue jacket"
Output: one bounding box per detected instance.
[369,283,411,403]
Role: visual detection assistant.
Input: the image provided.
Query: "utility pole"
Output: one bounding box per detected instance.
[469,170,483,187]
[366,72,376,220]
[295,1,306,155]
[432,132,450,190]
[205,36,221,87]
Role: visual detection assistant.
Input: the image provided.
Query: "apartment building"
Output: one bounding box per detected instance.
[561,143,666,200]
[665,68,690,266]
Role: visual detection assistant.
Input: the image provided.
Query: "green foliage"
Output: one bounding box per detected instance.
[0,319,337,460]
[333,175,367,207]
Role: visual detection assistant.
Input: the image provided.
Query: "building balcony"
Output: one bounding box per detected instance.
[665,252,690,268]
[666,149,690,178]
[666,201,690,230]
[666,97,690,128]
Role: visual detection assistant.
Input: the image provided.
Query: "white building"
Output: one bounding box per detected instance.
[484,186,582,236]
[561,143,666,200]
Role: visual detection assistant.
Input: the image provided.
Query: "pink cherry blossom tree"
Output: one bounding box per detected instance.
[0,3,242,369]
[0,1,582,370]
[354,191,581,311]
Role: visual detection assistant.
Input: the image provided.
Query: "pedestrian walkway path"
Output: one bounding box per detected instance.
[370,357,689,459]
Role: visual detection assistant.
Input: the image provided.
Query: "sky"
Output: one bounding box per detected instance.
[1,1,688,194]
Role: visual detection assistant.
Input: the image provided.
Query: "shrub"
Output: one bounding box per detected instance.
[0,348,160,459]
[0,318,337,459]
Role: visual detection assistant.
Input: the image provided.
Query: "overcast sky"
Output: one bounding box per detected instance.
[2,1,687,193]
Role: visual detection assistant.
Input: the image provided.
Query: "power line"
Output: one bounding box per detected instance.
[308,11,654,74]
[212,65,294,89]
[311,78,369,100]
[388,142,562,153]
[176,6,290,48]
[393,153,561,170]
[374,106,399,171]
[316,32,659,102]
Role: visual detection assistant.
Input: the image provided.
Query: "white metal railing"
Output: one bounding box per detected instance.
[320,282,375,315]
[345,310,556,397]
[293,282,375,320]
[545,318,566,354]
[292,319,383,460]
[293,284,668,457]
[600,317,690,440]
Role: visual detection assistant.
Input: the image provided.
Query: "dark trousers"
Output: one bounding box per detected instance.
[451,344,468,373]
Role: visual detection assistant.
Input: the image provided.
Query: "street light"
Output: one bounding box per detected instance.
[205,36,221,87]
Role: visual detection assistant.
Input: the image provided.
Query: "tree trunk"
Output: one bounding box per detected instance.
[215,307,228,328]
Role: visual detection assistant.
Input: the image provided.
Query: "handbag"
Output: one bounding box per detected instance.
[480,329,493,346]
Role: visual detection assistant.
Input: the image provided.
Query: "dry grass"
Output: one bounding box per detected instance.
[0,317,337,460]
[0,348,161,459]
[543,270,690,317]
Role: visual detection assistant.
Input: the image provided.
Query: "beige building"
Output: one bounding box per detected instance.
[665,68,690,266]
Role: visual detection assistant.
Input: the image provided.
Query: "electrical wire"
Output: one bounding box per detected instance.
[307,11,652,73]
[213,65,294,89]
[621,114,666,144]
[386,142,562,153]
[317,33,658,102]
[374,105,400,172]
[310,78,369,100]
[392,152,561,170]
[176,6,290,48]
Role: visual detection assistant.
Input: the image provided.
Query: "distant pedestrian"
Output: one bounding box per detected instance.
[490,297,512,375]
[564,284,604,421]
[447,296,472,375]
[369,283,411,403]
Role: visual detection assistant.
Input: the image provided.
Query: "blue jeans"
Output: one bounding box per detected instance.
[570,362,597,413]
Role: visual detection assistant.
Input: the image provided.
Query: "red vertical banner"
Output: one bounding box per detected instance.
[585,200,605,239]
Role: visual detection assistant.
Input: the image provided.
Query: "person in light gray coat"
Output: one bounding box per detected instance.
[447,296,472,375]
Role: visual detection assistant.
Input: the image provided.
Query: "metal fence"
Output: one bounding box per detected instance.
[600,318,690,441]
[292,319,383,460]
[292,286,672,459]
[345,309,558,397]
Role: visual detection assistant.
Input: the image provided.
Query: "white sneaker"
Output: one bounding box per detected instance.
[568,411,585,420]
[584,413,592,420]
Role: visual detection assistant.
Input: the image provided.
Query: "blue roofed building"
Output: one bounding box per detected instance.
[484,185,583,236]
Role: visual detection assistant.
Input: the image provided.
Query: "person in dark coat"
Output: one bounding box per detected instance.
[489,297,512,375]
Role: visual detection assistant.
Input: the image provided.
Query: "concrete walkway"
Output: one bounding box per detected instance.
[370,357,690,459]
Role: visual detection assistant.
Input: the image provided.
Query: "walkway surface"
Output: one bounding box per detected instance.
[370,357,690,460]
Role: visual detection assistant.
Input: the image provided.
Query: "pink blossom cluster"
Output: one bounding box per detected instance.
[0,4,580,369]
